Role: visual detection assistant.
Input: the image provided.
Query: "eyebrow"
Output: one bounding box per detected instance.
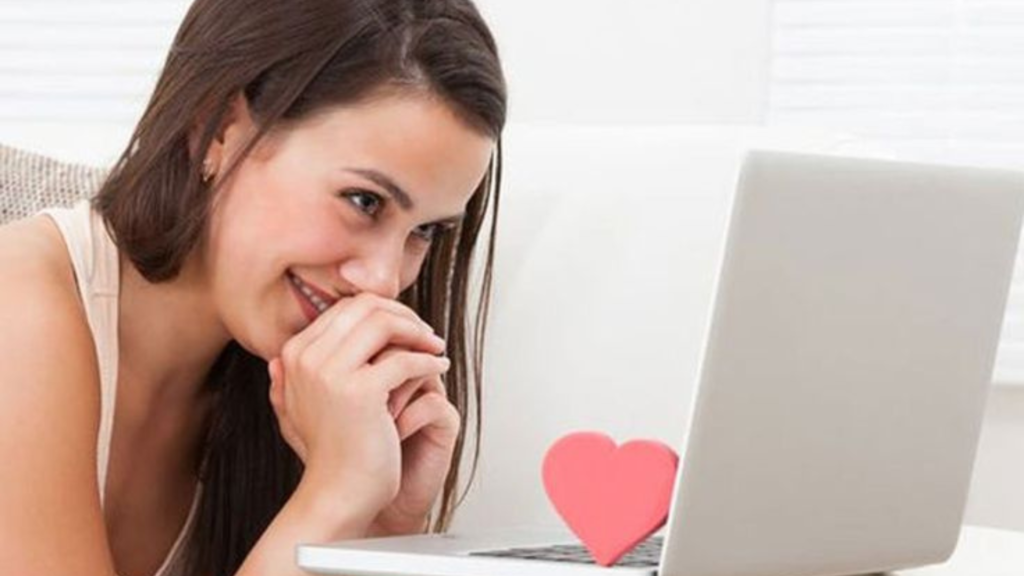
[345,167,414,209]
[343,167,466,226]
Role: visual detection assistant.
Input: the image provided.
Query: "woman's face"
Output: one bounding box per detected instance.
[202,91,495,360]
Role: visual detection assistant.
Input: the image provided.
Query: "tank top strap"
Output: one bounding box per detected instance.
[36,198,121,505]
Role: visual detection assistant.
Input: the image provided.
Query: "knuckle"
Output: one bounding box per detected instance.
[370,307,395,324]
[439,392,456,408]
[295,348,319,377]
[349,293,375,314]
[443,401,462,424]
[363,308,393,332]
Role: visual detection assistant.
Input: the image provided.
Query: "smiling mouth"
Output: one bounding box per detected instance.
[288,272,332,314]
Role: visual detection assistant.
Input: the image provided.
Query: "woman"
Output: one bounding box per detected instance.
[0,0,506,575]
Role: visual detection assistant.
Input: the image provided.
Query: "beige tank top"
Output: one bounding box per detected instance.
[36,198,200,576]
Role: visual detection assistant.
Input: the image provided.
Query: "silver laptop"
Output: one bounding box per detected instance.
[298,150,1024,576]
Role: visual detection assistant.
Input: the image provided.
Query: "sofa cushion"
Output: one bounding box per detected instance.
[0,144,106,226]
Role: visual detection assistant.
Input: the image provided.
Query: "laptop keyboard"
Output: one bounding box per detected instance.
[468,535,663,568]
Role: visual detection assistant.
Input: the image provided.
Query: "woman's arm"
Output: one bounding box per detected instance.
[233,464,375,576]
[0,249,119,575]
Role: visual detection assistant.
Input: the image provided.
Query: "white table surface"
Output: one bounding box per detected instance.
[895,526,1024,575]
[298,525,1023,575]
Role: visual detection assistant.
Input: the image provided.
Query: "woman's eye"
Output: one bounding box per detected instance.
[414,222,457,243]
[340,188,455,243]
[342,190,384,217]
[414,223,443,242]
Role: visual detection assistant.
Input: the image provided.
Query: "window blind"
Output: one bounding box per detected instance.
[768,0,1024,386]
[0,1,188,124]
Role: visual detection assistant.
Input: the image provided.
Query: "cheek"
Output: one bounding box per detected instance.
[210,168,291,251]
[205,222,275,320]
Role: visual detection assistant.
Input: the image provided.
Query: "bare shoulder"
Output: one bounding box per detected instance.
[0,212,78,284]
[0,213,90,361]
[0,214,117,573]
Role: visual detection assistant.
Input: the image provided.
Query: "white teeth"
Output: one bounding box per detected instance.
[290,273,330,313]
[300,285,328,311]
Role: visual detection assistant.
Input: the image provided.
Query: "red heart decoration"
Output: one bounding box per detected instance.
[542,431,679,566]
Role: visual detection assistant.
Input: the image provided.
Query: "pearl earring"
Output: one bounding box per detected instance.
[202,160,215,183]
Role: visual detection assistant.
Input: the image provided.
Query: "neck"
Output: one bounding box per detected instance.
[117,250,232,422]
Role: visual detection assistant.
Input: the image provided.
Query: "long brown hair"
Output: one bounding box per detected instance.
[91,1,506,574]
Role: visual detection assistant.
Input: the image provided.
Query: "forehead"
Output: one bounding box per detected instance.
[266,91,495,210]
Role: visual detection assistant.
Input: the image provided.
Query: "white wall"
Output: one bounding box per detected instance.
[472,0,771,125]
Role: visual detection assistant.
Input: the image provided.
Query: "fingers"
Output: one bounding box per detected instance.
[324,311,446,374]
[388,375,447,419]
[288,293,435,357]
[347,349,451,396]
[285,294,444,373]
[394,390,461,443]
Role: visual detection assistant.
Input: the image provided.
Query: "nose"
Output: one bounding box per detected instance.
[337,240,403,300]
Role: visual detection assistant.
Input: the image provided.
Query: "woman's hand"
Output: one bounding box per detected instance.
[265,293,450,527]
[366,350,462,537]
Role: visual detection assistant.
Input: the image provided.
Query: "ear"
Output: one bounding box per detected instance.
[189,92,257,175]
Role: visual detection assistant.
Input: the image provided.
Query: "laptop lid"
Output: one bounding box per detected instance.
[661,150,1024,576]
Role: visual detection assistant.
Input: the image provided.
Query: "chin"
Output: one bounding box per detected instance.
[229,335,271,362]
[222,314,278,363]
[223,285,302,363]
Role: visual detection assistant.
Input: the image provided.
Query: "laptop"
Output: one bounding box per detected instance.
[298,150,1024,576]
